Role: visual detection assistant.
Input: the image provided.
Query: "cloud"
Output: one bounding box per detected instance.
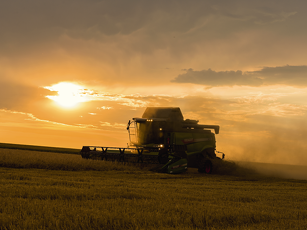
[0,109,86,129]
[172,68,262,87]
[100,121,126,129]
[0,0,301,59]
[97,106,113,110]
[0,79,51,110]
[0,0,305,88]
[172,65,307,88]
[253,10,297,24]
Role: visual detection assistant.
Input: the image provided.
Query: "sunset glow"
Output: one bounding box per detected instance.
[45,82,88,108]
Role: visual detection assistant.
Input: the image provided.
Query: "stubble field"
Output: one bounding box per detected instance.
[1,147,307,230]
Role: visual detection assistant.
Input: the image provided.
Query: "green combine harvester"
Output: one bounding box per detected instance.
[80,107,224,174]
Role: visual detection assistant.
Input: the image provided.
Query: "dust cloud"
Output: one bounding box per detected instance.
[217,120,307,180]
[236,161,307,180]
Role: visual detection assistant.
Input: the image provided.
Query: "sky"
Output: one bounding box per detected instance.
[1,0,307,165]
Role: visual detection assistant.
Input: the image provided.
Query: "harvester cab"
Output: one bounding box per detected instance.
[127,107,184,148]
[81,107,224,174]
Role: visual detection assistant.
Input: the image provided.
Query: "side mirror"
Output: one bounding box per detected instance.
[127,120,131,130]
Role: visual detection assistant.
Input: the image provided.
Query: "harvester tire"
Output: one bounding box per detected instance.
[198,159,213,174]
[81,153,89,159]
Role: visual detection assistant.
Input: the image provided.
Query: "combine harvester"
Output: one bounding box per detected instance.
[80,107,224,174]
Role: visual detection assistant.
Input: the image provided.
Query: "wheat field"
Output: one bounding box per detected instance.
[1,148,307,229]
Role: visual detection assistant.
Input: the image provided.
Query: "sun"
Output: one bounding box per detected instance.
[44,82,88,108]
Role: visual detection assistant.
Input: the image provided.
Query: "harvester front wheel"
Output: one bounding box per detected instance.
[198,159,213,174]
[81,153,89,159]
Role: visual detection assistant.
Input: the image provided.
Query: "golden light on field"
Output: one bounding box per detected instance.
[44,82,88,108]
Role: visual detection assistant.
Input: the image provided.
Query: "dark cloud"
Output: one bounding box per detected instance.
[172,68,262,87]
[172,65,307,87]
[0,0,302,55]
[0,79,51,110]
[0,0,211,44]
[0,0,305,87]
[253,65,307,85]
